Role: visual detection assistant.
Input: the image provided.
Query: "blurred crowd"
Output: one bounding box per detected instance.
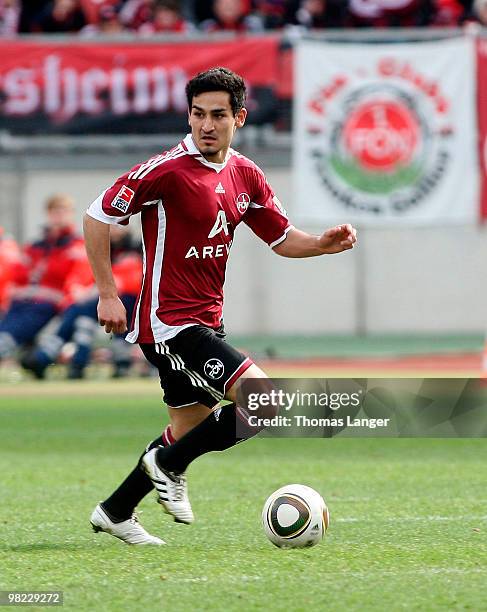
[0,0,485,38]
[0,195,144,380]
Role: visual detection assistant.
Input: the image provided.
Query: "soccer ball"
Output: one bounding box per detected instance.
[262,484,330,549]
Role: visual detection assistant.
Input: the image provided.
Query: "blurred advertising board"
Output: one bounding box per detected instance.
[0,37,279,134]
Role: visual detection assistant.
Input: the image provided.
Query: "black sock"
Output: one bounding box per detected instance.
[155,403,255,475]
[101,434,165,522]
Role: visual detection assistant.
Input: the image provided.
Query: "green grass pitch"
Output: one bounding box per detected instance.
[1,383,486,611]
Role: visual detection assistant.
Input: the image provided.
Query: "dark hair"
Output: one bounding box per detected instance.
[185,67,246,116]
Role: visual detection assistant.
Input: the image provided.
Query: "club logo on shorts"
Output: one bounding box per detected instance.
[204,358,225,380]
[236,193,250,214]
[111,185,135,213]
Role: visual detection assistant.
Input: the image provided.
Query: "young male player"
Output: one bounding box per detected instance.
[84,67,357,545]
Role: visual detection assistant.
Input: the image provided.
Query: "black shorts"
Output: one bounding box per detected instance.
[140,325,253,409]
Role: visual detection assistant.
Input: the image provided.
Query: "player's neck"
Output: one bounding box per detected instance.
[200,148,229,165]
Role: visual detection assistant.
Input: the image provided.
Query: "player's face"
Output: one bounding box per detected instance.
[188,91,246,163]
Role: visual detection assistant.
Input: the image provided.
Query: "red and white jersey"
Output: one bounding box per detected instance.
[87,134,292,343]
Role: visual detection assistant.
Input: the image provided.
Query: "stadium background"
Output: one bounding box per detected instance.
[1,10,486,374]
[1,4,487,610]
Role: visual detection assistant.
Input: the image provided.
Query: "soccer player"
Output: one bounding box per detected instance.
[84,67,357,545]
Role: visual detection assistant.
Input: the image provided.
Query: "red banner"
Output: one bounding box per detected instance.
[477,39,487,220]
[0,37,279,134]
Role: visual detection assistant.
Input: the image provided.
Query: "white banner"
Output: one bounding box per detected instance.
[293,37,478,225]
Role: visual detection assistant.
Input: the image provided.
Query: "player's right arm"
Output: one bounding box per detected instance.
[84,154,169,332]
[83,214,127,334]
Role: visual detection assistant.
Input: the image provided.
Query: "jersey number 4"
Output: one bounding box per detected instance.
[208,210,230,239]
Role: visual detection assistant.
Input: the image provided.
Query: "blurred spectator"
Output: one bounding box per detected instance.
[346,0,434,27]
[0,194,84,363]
[13,0,475,33]
[37,0,88,32]
[138,0,193,34]
[0,0,20,37]
[190,0,216,24]
[471,0,487,23]
[22,226,142,380]
[80,0,121,24]
[119,0,154,30]
[201,0,263,32]
[82,3,127,34]
[292,0,346,29]
[0,228,21,316]
[253,0,296,29]
[459,0,474,19]
[431,0,465,25]
[18,0,51,33]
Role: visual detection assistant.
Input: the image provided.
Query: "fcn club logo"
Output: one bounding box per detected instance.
[236,193,250,214]
[305,58,454,215]
[204,358,225,380]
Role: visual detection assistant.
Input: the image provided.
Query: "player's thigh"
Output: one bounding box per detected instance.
[164,325,253,407]
[226,362,280,419]
[167,402,215,440]
[225,362,268,403]
[140,339,226,427]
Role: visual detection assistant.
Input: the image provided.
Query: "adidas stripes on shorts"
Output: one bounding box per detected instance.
[140,325,253,409]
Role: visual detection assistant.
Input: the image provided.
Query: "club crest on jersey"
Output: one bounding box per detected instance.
[236,193,250,214]
[204,358,225,380]
[111,185,135,213]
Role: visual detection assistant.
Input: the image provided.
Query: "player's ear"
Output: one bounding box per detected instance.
[235,107,247,129]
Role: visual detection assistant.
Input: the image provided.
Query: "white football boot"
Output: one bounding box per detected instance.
[141,448,194,524]
[90,503,165,545]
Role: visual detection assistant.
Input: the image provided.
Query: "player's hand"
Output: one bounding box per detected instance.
[317,224,357,254]
[97,296,127,334]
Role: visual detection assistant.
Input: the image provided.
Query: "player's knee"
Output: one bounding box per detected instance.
[231,374,280,421]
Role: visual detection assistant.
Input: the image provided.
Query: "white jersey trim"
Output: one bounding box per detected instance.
[128,143,186,180]
[269,225,294,249]
[126,200,197,344]
[86,189,131,225]
[183,134,232,174]
[149,202,166,337]
[125,225,146,343]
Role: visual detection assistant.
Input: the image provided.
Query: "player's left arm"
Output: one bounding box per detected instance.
[273,224,357,258]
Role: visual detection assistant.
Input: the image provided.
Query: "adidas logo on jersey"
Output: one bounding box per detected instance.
[215,182,225,194]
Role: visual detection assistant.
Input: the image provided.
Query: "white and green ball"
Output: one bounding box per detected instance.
[262,484,330,549]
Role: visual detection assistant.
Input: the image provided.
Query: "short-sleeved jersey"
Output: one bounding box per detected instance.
[87,134,292,344]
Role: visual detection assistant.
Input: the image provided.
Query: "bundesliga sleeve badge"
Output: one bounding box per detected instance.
[111,185,135,213]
